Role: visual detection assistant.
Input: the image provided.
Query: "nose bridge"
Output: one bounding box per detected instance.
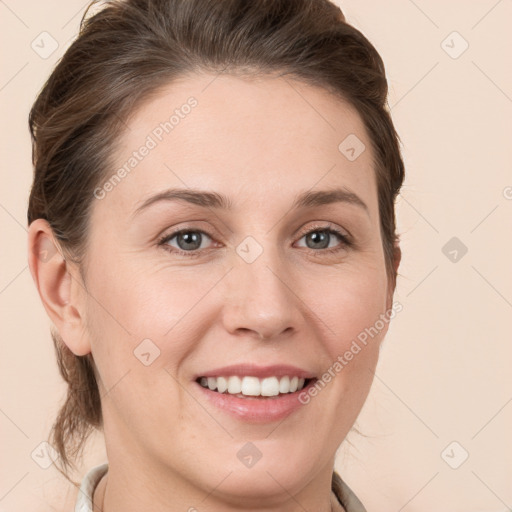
[222,237,302,339]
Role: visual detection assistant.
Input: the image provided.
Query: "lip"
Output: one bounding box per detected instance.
[193,363,317,380]
[194,377,318,423]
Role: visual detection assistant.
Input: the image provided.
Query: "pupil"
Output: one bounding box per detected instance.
[308,230,329,249]
[179,231,201,250]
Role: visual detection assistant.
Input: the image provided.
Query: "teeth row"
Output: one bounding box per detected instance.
[199,376,307,396]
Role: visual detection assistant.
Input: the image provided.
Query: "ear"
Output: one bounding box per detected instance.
[386,241,401,310]
[27,219,91,356]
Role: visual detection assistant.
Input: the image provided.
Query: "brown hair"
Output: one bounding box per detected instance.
[28,0,404,492]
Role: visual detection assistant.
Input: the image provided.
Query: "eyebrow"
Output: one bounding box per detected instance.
[132,186,369,217]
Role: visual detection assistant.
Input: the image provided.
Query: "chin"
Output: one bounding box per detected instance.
[203,467,314,508]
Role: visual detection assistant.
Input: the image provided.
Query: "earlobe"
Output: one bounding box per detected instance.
[27,219,92,356]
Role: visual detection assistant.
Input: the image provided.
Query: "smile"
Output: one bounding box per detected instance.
[197,375,311,398]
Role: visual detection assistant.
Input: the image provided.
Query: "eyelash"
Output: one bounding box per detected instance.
[157,223,352,258]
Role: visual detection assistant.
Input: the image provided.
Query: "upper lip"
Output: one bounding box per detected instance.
[194,364,317,380]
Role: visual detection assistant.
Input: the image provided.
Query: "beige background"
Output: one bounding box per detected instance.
[1,1,511,510]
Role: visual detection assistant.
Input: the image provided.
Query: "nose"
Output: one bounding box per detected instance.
[220,246,304,341]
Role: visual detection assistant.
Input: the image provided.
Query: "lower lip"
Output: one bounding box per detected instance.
[194,379,317,423]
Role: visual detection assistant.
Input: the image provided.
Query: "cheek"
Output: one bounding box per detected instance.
[316,266,389,344]
[83,258,218,380]
[86,253,200,334]
[83,267,195,426]
[308,265,389,397]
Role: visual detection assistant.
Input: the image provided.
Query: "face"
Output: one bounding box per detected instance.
[79,73,396,505]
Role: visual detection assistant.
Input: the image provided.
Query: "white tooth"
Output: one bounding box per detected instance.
[242,376,261,396]
[261,377,280,396]
[208,375,305,397]
[227,376,242,394]
[217,376,228,393]
[279,376,290,393]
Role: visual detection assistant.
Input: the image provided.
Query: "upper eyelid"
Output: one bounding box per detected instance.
[298,222,349,237]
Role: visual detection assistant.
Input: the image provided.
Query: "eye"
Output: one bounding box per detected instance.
[158,229,215,256]
[157,224,352,257]
[295,225,351,254]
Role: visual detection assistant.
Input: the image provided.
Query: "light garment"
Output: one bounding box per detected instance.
[74,462,367,512]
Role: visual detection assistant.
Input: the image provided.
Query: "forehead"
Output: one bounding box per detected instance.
[99,72,377,219]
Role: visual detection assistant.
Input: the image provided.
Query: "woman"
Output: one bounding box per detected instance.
[27,0,404,510]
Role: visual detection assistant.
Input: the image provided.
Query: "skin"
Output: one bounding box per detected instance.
[28,72,400,512]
